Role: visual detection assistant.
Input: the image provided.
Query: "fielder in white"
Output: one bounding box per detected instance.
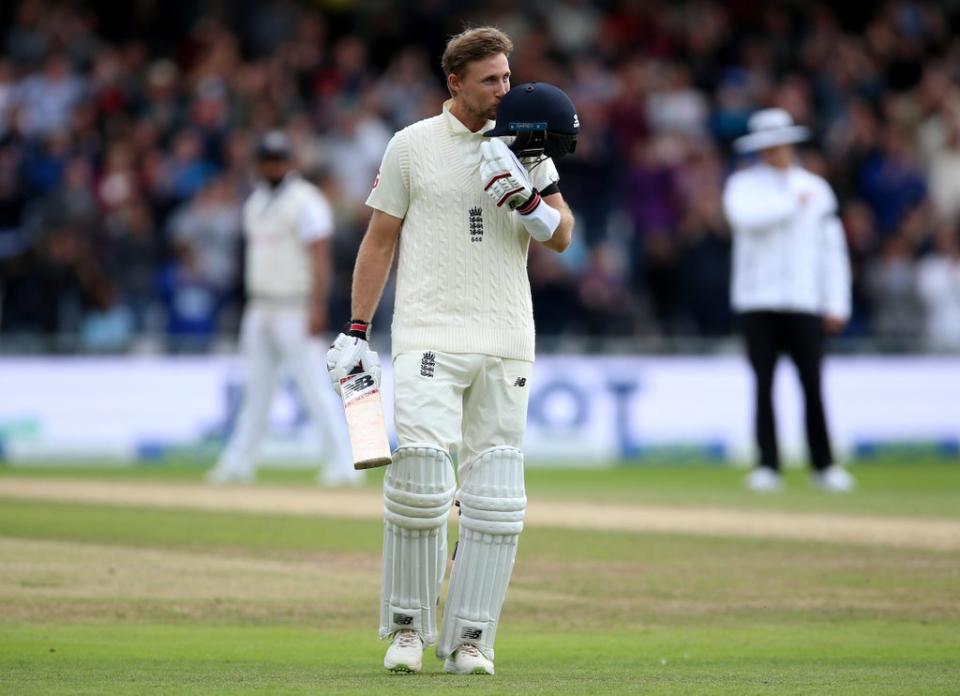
[209,131,360,487]
[326,28,578,675]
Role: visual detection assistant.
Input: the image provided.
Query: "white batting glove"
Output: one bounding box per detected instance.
[480,139,536,210]
[480,139,561,242]
[326,333,381,395]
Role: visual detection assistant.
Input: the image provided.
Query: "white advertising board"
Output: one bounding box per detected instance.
[0,354,957,466]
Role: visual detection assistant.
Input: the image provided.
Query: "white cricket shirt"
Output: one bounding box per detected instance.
[243,174,333,300]
[366,99,560,361]
[723,162,851,319]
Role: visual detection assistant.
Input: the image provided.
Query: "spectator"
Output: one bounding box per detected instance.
[858,125,927,236]
[168,128,216,202]
[157,244,223,350]
[15,53,85,139]
[926,112,960,224]
[0,59,16,138]
[168,176,241,294]
[80,277,135,352]
[0,1,959,352]
[916,224,960,350]
[864,230,924,342]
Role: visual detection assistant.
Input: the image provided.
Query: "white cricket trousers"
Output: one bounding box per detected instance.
[218,300,351,477]
[392,351,532,477]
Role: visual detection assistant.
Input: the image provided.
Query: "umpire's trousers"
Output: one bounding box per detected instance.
[740,311,834,472]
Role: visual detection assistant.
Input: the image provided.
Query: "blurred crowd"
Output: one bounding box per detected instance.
[2,0,960,352]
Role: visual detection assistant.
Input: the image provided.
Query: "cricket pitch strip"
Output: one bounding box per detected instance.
[1,476,958,552]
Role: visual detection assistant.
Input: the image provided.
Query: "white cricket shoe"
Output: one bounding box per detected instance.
[384,629,423,673]
[443,643,494,675]
[745,467,783,492]
[812,465,856,493]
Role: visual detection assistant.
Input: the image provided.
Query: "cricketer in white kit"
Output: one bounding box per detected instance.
[209,130,360,487]
[326,28,579,675]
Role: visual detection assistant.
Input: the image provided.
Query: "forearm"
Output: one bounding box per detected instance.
[351,215,400,322]
[539,193,574,253]
[724,188,796,232]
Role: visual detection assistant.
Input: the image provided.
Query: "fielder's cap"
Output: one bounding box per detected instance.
[733,108,810,154]
[257,130,291,160]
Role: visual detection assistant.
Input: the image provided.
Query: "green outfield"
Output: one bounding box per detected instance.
[1,461,958,694]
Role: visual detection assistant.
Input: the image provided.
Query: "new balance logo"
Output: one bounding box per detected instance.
[573,113,580,129]
[342,373,375,396]
[420,351,436,378]
[513,377,527,387]
[469,207,484,242]
[393,613,413,626]
[461,627,483,641]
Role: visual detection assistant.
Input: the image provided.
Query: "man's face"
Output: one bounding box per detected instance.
[451,53,510,122]
[258,157,289,184]
[759,144,793,169]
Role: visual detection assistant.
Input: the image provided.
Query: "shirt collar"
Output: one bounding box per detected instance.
[757,162,799,177]
[442,99,495,136]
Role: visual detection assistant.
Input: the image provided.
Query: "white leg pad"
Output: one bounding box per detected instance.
[437,446,526,661]
[380,444,456,645]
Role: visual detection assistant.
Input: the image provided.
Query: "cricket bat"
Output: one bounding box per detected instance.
[339,369,392,469]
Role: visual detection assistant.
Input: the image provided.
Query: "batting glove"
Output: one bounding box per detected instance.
[480,139,535,210]
[326,321,381,395]
[480,139,560,242]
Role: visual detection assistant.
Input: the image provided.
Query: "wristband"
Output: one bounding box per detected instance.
[516,190,542,215]
[518,197,561,242]
[346,319,369,340]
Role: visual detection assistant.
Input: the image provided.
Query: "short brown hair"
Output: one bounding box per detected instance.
[441,27,513,95]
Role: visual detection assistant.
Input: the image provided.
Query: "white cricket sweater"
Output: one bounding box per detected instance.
[243,174,333,301]
[366,100,559,361]
[723,163,851,319]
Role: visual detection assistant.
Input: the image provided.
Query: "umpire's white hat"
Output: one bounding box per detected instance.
[734,108,810,154]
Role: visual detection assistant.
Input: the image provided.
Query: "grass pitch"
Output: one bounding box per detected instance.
[1,461,958,694]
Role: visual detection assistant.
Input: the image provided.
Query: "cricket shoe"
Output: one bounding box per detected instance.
[812,465,856,493]
[443,643,494,675]
[745,467,783,492]
[384,629,423,673]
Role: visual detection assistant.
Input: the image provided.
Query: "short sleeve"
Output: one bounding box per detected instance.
[299,189,334,242]
[528,156,560,193]
[365,131,409,218]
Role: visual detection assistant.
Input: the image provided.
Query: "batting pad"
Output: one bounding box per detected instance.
[380,444,456,645]
[437,446,526,661]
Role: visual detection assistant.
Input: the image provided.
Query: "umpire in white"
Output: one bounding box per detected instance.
[208,131,359,486]
[326,28,576,675]
[723,108,854,493]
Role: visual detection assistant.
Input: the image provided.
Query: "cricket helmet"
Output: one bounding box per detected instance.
[484,82,579,160]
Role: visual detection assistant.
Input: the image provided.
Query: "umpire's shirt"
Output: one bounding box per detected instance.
[723,162,851,321]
